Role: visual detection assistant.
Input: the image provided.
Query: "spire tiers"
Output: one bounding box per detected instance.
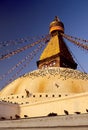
[37,17,77,69]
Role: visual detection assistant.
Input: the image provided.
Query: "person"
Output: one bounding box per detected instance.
[25,89,32,97]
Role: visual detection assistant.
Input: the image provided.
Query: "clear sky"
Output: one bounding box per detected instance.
[0,0,88,88]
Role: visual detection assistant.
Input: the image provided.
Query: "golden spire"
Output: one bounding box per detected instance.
[37,17,77,69]
[40,34,60,60]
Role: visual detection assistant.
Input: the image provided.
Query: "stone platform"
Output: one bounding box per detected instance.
[0,114,88,130]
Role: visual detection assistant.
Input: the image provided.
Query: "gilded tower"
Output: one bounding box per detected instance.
[37,16,77,69]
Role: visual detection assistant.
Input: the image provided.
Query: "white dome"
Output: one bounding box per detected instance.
[0,67,88,96]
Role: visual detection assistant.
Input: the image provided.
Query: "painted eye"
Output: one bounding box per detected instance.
[53,61,56,65]
[50,61,56,66]
[42,64,48,68]
[50,63,53,66]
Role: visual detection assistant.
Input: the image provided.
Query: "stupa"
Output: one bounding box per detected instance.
[0,16,88,129]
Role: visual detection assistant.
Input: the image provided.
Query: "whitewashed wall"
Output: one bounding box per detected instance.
[0,102,20,119]
[20,92,88,118]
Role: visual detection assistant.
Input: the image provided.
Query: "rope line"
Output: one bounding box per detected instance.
[63,34,88,43]
[0,34,50,60]
[61,33,88,51]
[4,41,47,86]
[0,35,45,49]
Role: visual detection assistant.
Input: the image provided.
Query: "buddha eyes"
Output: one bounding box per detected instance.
[42,60,56,68]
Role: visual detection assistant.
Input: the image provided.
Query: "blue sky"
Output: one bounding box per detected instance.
[0,0,88,88]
